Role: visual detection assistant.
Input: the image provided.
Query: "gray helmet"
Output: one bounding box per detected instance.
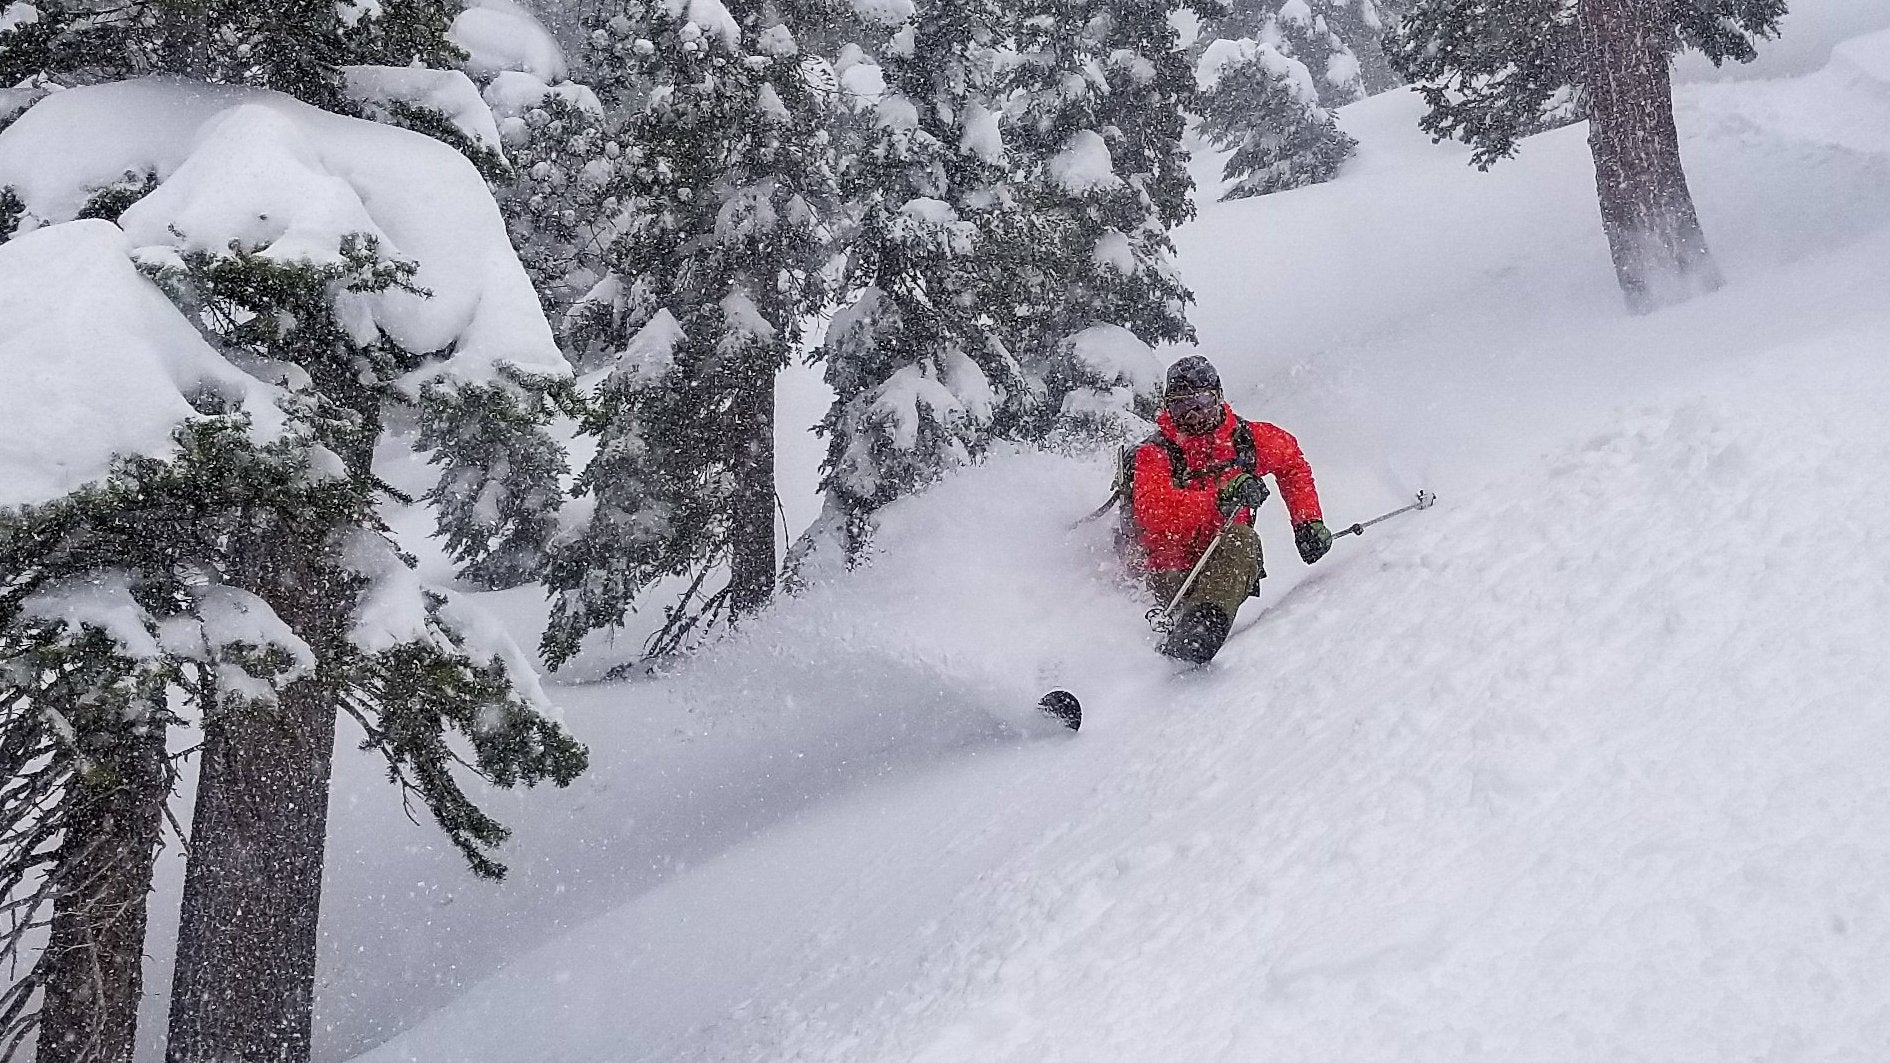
[1163,355,1221,396]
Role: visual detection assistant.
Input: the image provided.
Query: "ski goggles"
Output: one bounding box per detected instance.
[1164,390,1222,418]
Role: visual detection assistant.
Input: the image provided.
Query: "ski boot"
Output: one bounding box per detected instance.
[1159,604,1231,664]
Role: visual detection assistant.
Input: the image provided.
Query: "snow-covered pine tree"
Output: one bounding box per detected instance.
[1002,0,1199,440]
[2,568,176,1063]
[1387,0,1582,166]
[1327,0,1400,94]
[0,423,329,1063]
[0,0,465,110]
[544,0,841,665]
[416,374,574,591]
[803,0,1030,559]
[1263,0,1365,105]
[1198,0,1402,101]
[0,83,589,1063]
[445,1,620,338]
[0,0,533,236]
[0,215,322,1060]
[3,11,582,598]
[146,197,580,1063]
[345,5,596,592]
[1192,0,1390,199]
[1196,35,1357,199]
[486,78,617,330]
[1389,0,1786,311]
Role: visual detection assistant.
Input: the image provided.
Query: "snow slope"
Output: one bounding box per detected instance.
[175,12,1890,1062]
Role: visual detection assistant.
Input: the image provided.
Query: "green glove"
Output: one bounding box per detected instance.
[1295,519,1333,564]
[1216,472,1270,516]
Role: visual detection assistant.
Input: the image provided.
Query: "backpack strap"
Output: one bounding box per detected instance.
[1152,433,1189,488]
[1098,420,1259,522]
[1160,419,1255,488]
[1233,418,1257,476]
[1080,434,1172,525]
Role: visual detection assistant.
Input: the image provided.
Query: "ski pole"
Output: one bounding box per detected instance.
[1071,491,1121,529]
[1331,490,1437,540]
[1147,511,1242,634]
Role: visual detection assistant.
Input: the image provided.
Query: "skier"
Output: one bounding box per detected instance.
[1127,356,1332,662]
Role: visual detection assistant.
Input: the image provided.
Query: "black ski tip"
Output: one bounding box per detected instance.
[1038,689,1082,732]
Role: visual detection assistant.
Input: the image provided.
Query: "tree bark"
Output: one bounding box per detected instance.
[165,678,336,1063]
[727,349,778,617]
[36,721,168,1063]
[166,382,377,1063]
[1578,0,1723,312]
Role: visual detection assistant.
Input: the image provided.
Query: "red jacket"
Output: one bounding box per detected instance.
[1131,406,1323,572]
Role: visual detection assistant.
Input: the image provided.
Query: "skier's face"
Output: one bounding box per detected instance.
[1167,390,1223,436]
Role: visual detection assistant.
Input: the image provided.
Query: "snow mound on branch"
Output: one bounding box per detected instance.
[1323,50,1362,91]
[666,0,742,49]
[1048,129,1123,193]
[1065,323,1163,393]
[874,92,920,131]
[873,354,996,451]
[850,0,913,28]
[1055,323,1162,432]
[718,289,778,345]
[0,220,287,507]
[0,2,38,31]
[484,70,603,125]
[899,196,956,224]
[0,78,567,389]
[20,571,162,658]
[1090,229,1138,274]
[346,65,507,156]
[960,102,1004,162]
[342,529,554,712]
[1197,36,1319,104]
[838,57,888,109]
[343,529,441,654]
[452,0,570,83]
[180,586,316,670]
[619,309,687,383]
[120,106,396,266]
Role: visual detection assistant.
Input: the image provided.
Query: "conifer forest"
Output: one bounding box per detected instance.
[6,0,1890,1060]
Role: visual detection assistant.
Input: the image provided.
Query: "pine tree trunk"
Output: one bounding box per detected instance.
[36,723,168,1063]
[727,354,778,616]
[167,389,373,1063]
[1577,0,1723,312]
[165,679,336,1063]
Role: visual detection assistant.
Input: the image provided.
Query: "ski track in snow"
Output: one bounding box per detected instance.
[192,14,1890,1063]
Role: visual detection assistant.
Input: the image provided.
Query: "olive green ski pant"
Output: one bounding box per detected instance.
[1146,523,1263,620]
